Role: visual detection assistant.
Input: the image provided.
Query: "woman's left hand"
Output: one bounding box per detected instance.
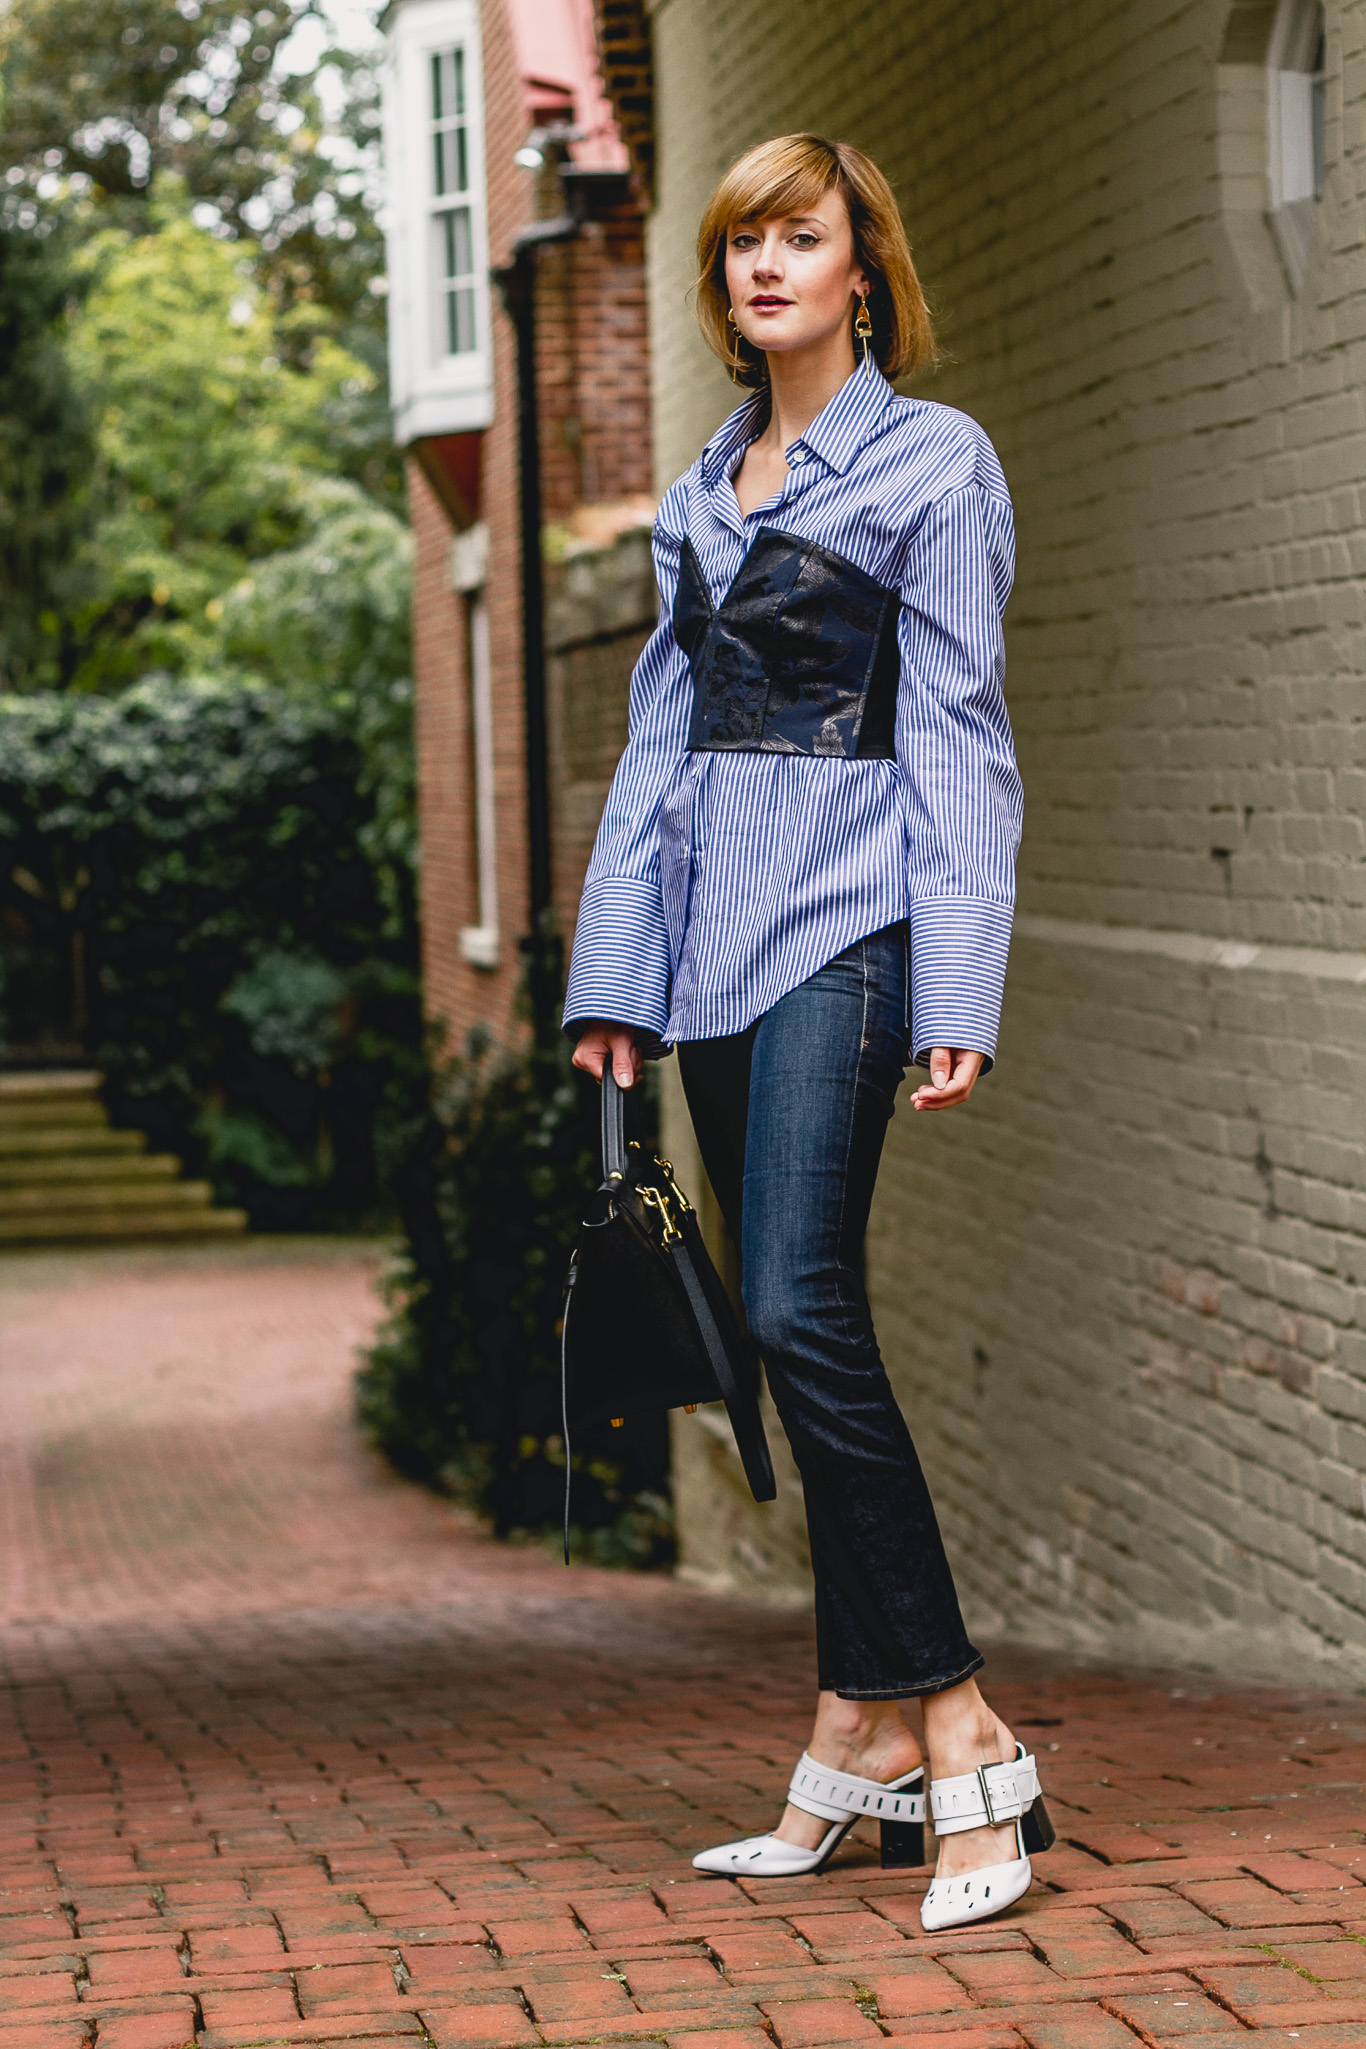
[911,1048,984,1112]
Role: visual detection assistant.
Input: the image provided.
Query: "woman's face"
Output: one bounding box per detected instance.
[724,185,870,365]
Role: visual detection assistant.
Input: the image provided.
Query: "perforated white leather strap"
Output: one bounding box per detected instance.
[785,1752,926,1826]
[930,1749,1040,1837]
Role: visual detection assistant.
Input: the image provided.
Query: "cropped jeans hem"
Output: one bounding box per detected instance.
[833,1651,985,1703]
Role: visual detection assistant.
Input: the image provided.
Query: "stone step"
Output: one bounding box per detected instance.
[0,1069,247,1246]
[0,1152,183,1187]
[0,1099,108,1128]
[0,1179,221,1216]
[0,1127,146,1158]
[0,1205,248,1244]
[0,1069,103,1099]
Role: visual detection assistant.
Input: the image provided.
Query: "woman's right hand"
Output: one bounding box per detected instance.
[572,1022,643,1090]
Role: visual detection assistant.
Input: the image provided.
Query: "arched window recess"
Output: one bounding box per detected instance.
[1268,0,1327,289]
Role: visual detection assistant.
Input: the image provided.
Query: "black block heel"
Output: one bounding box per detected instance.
[880,1818,925,1868]
[1021,1795,1055,1855]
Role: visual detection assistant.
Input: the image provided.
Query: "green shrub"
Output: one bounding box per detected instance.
[358,1026,674,1565]
[0,671,424,1226]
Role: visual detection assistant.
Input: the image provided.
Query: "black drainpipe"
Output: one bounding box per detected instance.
[492,208,581,1053]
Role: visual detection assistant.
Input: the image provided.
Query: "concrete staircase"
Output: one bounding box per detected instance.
[0,1071,247,1245]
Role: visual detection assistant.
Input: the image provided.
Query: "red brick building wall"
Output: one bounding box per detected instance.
[408,457,473,1040]
[536,204,651,516]
[407,0,653,1058]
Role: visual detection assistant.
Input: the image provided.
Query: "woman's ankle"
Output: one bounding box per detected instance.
[922,1680,1012,1779]
[774,1696,922,1848]
[806,1692,922,1777]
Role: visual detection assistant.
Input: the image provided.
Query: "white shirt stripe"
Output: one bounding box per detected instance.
[563,362,1023,1067]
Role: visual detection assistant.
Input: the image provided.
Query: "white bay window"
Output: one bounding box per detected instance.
[382,0,493,443]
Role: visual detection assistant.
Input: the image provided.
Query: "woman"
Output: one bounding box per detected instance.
[564,133,1047,1931]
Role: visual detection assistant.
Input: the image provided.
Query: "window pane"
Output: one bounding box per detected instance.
[443,207,473,281]
[428,48,477,365]
[446,285,476,355]
[1279,70,1315,203]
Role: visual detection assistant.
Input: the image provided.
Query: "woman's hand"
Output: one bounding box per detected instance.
[911,1048,984,1112]
[572,1022,644,1089]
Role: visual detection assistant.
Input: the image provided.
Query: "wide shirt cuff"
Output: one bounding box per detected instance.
[563,876,672,1040]
[908,896,1013,1072]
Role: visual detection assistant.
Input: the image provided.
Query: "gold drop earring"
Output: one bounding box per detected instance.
[725,306,747,383]
[854,292,873,368]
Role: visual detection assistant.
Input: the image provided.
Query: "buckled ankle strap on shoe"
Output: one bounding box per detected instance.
[786,1752,926,1826]
[929,1744,1039,1837]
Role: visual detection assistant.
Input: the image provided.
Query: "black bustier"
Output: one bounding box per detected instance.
[673,527,899,759]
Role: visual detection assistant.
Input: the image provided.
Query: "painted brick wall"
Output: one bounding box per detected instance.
[646,0,1366,1683]
[545,529,657,946]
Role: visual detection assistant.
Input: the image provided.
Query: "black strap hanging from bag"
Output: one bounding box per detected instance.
[560,1071,776,1559]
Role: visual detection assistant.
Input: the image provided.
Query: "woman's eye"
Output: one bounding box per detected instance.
[730,232,759,249]
[790,233,819,248]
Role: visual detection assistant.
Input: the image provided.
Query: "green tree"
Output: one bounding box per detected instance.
[0,219,95,688]
[0,0,400,599]
[214,476,417,889]
[61,186,396,691]
[0,0,383,329]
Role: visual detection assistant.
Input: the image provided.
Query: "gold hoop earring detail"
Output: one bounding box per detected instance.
[854,293,874,369]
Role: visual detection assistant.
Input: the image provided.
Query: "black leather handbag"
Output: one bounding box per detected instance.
[559,1071,776,1556]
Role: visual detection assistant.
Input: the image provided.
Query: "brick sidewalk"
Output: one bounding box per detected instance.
[0,1243,1364,2049]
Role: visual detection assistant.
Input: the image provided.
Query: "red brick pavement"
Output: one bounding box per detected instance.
[1,1242,1365,2049]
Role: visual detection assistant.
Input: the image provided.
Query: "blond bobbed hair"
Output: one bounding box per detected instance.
[695,133,936,388]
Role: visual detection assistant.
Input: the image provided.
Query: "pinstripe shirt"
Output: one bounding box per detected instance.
[563,361,1022,1066]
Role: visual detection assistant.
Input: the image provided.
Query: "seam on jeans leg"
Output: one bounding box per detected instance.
[828,938,870,1327]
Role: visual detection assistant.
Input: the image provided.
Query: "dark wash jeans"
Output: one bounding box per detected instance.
[676,921,983,1700]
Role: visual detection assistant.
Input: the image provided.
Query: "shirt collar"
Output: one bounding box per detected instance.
[787,359,897,475]
[699,360,897,491]
[699,388,770,488]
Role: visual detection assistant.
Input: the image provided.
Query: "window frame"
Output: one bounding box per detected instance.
[450,522,499,970]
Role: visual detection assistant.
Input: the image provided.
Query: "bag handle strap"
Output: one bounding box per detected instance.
[601,1068,628,1183]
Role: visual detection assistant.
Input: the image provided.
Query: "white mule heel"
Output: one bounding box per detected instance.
[691,1752,925,1878]
[919,1742,1055,1931]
